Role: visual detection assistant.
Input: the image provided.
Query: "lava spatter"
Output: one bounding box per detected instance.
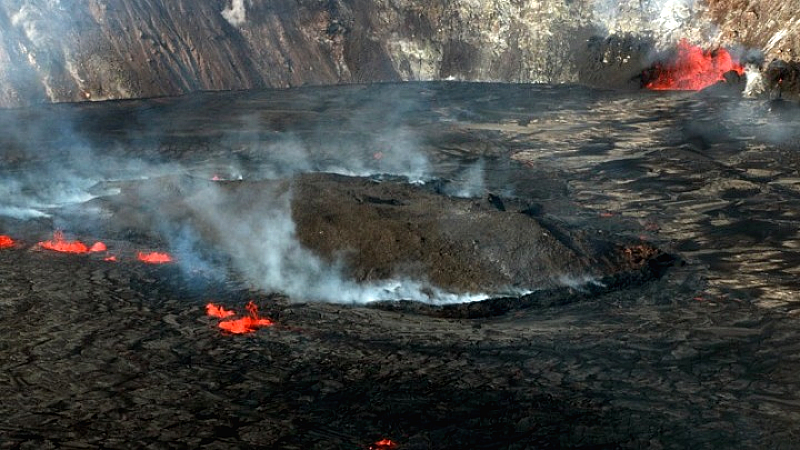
[137,251,173,264]
[645,39,744,91]
[38,231,107,254]
[89,242,107,252]
[205,303,235,319]
[206,301,274,334]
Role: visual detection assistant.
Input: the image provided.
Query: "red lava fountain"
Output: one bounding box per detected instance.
[0,235,15,249]
[206,301,274,334]
[38,231,106,254]
[137,251,173,264]
[645,39,744,91]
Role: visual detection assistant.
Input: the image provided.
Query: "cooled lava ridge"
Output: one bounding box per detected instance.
[371,245,677,319]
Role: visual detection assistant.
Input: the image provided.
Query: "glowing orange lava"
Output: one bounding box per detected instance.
[137,251,173,264]
[90,241,107,252]
[205,302,235,319]
[104,256,118,262]
[39,231,91,254]
[369,439,398,450]
[211,301,274,334]
[37,231,109,254]
[0,235,15,249]
[645,39,744,91]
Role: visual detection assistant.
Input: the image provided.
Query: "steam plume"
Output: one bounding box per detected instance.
[222,0,247,27]
[179,182,495,304]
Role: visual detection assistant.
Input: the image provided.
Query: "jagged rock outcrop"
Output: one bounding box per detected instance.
[0,0,798,107]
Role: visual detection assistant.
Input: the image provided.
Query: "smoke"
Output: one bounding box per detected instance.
[0,69,489,304]
[0,173,97,220]
[154,102,480,303]
[443,159,486,198]
[214,97,433,184]
[558,274,605,292]
[221,0,247,27]
[174,180,498,304]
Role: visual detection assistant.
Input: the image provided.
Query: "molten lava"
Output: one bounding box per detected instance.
[0,235,15,249]
[137,251,173,264]
[205,303,235,319]
[90,242,107,252]
[369,439,397,450]
[39,231,106,254]
[645,39,744,91]
[208,301,274,334]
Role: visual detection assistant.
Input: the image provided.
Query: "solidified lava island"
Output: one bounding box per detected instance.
[2,81,800,449]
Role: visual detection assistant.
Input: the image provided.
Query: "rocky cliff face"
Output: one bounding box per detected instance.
[0,0,797,107]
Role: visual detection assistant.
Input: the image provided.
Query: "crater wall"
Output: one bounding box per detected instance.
[0,0,797,106]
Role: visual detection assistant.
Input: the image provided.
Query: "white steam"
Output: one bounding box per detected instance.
[443,159,485,198]
[743,64,765,99]
[558,274,605,292]
[0,175,97,219]
[217,113,432,184]
[221,0,247,27]
[180,182,496,304]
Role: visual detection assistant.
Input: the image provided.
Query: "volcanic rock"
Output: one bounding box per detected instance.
[3,81,800,450]
[1,0,799,106]
[98,172,652,298]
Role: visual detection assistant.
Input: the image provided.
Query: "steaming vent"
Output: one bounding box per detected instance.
[53,170,663,307]
[0,85,675,309]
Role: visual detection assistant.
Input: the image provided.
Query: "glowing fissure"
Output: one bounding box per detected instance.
[645,39,744,91]
[206,301,274,334]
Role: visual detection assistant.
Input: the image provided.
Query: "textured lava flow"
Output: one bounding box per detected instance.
[645,39,744,91]
[39,231,106,254]
[137,251,173,264]
[206,301,274,334]
[0,235,15,249]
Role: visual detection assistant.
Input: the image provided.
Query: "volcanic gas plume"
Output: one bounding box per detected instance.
[645,39,744,91]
